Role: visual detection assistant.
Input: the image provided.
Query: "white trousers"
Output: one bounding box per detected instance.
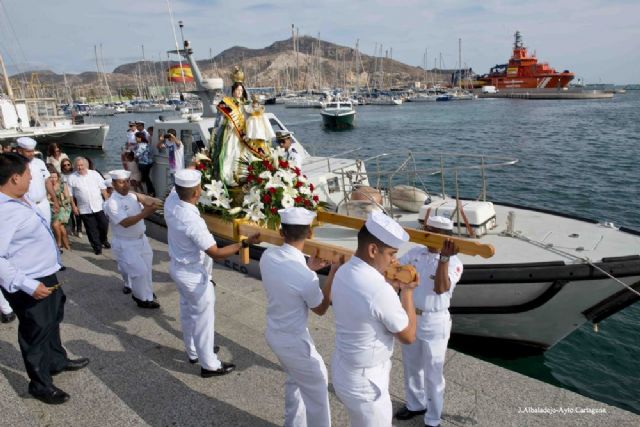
[266,329,331,427]
[112,236,154,301]
[401,311,451,427]
[0,291,12,315]
[169,260,221,371]
[36,199,51,226]
[332,355,392,427]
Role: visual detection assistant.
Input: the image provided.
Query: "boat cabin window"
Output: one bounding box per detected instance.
[327,103,338,108]
[268,118,283,132]
[192,130,205,153]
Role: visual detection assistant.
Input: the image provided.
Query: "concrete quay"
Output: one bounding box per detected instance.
[1,234,638,426]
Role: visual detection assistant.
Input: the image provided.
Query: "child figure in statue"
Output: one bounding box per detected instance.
[244,95,275,158]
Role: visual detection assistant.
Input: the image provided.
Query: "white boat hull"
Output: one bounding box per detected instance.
[0,123,109,150]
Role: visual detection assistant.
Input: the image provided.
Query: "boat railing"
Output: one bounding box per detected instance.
[330,151,519,218]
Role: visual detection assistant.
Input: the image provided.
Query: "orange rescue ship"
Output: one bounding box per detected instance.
[481,31,574,89]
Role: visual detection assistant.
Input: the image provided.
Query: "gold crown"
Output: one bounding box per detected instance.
[231,66,244,83]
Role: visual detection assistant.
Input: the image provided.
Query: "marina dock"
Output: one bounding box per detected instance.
[1,234,638,426]
[478,89,614,100]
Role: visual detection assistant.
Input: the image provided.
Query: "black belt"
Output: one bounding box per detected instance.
[36,273,60,290]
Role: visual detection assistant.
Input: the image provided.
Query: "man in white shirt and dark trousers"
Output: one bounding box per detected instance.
[15,137,58,225]
[103,170,159,308]
[157,129,184,187]
[331,210,419,427]
[0,153,89,405]
[67,157,110,255]
[259,207,341,427]
[165,169,260,377]
[395,216,463,427]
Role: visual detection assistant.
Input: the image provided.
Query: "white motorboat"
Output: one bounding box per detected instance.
[144,39,640,353]
[0,97,109,150]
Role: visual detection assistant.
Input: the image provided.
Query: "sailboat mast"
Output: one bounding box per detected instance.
[458,38,462,90]
[0,52,15,99]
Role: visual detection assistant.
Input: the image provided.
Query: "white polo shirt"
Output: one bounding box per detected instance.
[67,170,106,214]
[399,247,463,313]
[332,256,409,368]
[259,243,323,336]
[0,193,61,295]
[27,158,50,203]
[103,192,146,239]
[166,198,216,265]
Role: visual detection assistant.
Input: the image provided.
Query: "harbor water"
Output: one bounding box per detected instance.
[77,91,640,414]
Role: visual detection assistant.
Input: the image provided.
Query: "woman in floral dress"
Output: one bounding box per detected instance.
[48,168,72,251]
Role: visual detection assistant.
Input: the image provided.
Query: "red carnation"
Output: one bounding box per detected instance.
[294,196,303,204]
[257,177,263,184]
[262,159,273,169]
[279,160,290,169]
[196,162,206,171]
[262,194,271,203]
[309,183,315,191]
[270,207,278,214]
[313,195,319,202]
[293,167,301,176]
[247,174,254,182]
[295,181,304,188]
[247,165,254,172]
[268,187,276,194]
[304,199,311,207]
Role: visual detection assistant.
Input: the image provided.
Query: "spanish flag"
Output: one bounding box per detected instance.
[168,64,194,83]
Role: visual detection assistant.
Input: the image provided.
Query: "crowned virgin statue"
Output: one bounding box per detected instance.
[213,66,272,187]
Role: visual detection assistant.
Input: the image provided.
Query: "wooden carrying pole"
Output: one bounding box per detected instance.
[316,211,495,259]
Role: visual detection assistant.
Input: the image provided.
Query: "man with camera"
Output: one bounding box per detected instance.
[157,128,184,186]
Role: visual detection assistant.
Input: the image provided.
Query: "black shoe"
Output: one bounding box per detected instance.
[1,312,16,323]
[122,287,132,295]
[59,265,67,271]
[214,345,220,354]
[201,362,235,378]
[136,299,160,309]
[62,357,90,372]
[93,248,102,255]
[189,357,199,364]
[102,242,111,249]
[395,405,426,420]
[29,386,70,405]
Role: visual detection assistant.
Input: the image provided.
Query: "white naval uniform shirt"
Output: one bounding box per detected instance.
[166,198,216,265]
[399,247,463,313]
[103,192,146,239]
[286,142,305,171]
[259,243,323,335]
[332,256,409,368]
[27,158,50,203]
[67,170,106,214]
[0,193,61,295]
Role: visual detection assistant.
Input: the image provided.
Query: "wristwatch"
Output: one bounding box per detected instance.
[439,255,450,263]
[240,239,250,249]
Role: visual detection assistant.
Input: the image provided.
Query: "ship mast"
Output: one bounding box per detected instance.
[0,52,15,100]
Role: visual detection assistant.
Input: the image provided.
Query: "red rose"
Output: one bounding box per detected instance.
[309,183,315,191]
[196,162,206,171]
[270,207,277,214]
[247,174,254,182]
[262,159,273,169]
[304,199,311,207]
[313,195,319,202]
[294,196,303,204]
[279,160,289,169]
[268,187,276,194]
[247,165,254,172]
[262,194,271,203]
[295,181,303,188]
[293,167,301,176]
[257,177,263,184]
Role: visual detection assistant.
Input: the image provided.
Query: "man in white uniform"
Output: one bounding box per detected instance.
[103,170,159,309]
[331,210,419,427]
[15,137,57,225]
[260,207,341,427]
[275,130,305,172]
[395,216,463,427]
[165,169,260,377]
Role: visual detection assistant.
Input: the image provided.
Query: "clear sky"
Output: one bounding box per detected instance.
[1,0,638,84]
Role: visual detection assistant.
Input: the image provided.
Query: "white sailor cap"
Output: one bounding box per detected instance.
[16,137,37,150]
[426,215,453,231]
[275,130,294,140]
[104,178,113,188]
[278,207,316,225]
[108,169,131,180]
[365,210,409,249]
[174,169,201,187]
